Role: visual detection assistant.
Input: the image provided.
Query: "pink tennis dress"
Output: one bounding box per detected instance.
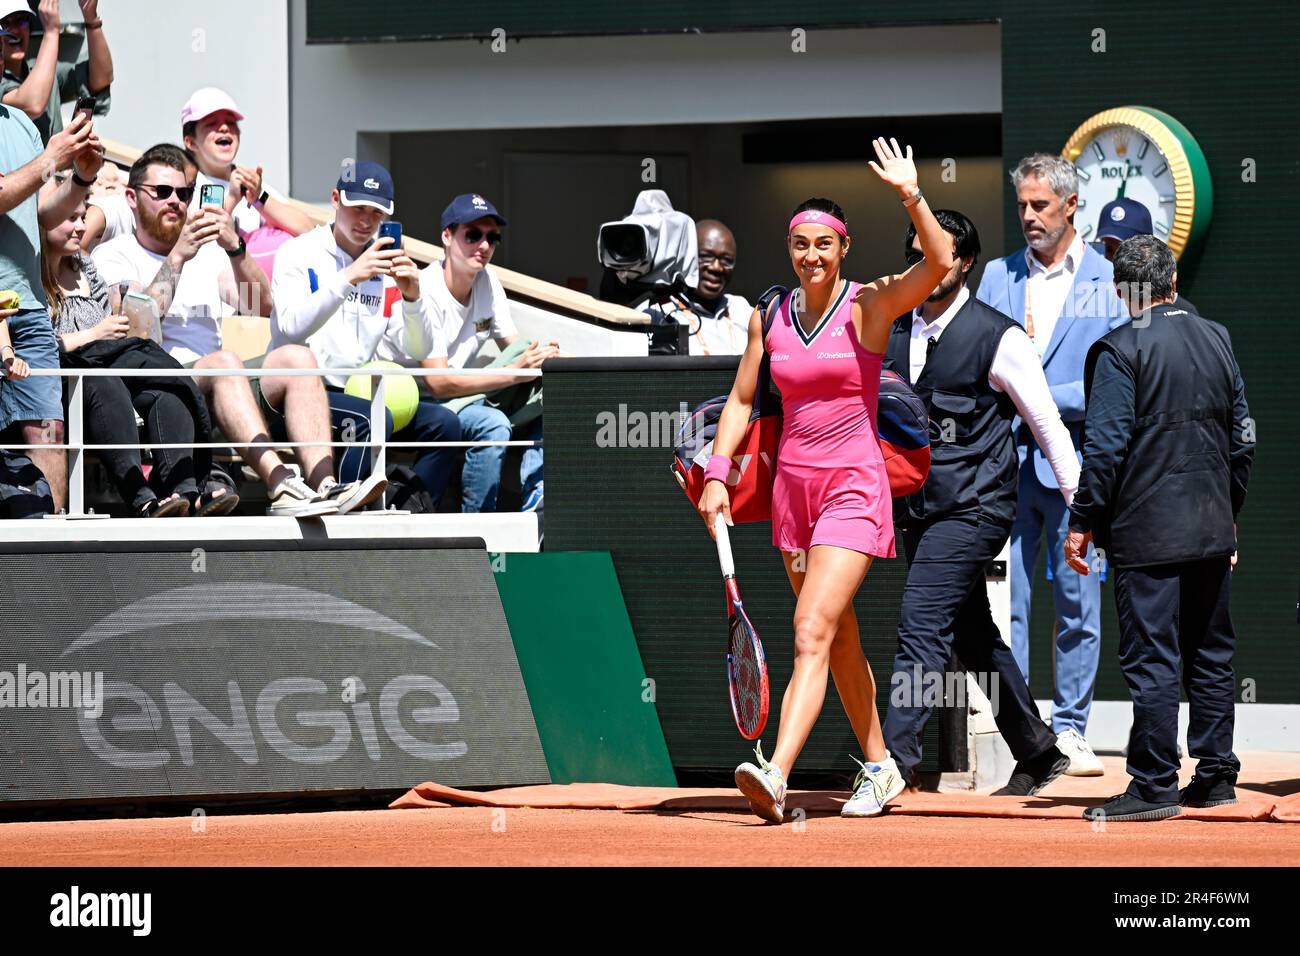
[767,280,896,558]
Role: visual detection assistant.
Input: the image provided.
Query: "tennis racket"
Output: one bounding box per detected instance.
[714,513,770,739]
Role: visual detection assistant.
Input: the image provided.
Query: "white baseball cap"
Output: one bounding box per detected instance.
[0,3,36,25]
[180,88,245,127]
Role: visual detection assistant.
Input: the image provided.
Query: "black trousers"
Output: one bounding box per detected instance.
[80,376,199,507]
[1113,556,1239,802]
[883,513,1057,783]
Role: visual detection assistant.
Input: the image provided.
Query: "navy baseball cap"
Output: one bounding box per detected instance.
[336,161,394,215]
[440,193,507,231]
[1096,197,1153,242]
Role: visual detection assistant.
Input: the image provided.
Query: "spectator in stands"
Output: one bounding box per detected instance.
[0,97,102,513]
[687,219,751,355]
[407,193,551,514]
[92,144,383,516]
[0,0,113,144]
[270,161,461,506]
[642,218,750,356]
[83,88,312,274]
[41,183,233,516]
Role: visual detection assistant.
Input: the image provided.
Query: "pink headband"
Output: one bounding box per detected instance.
[788,210,848,238]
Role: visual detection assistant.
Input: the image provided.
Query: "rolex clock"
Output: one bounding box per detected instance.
[1063,106,1212,260]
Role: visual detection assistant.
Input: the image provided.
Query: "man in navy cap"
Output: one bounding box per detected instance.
[1095,197,1197,314]
[1095,197,1153,263]
[395,193,555,514]
[270,160,462,507]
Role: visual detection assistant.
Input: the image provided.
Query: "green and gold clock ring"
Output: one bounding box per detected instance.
[1063,106,1212,260]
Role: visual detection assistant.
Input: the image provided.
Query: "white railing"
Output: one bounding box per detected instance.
[14,365,542,516]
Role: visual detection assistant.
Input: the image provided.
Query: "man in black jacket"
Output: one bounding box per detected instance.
[882,210,1083,796]
[1067,235,1254,822]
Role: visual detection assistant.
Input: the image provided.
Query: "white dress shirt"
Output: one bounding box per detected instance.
[909,285,1080,503]
[1023,231,1086,356]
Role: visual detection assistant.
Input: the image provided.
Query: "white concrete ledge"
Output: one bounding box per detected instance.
[0,512,540,554]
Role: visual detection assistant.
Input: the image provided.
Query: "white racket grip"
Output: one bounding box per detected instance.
[714,513,735,578]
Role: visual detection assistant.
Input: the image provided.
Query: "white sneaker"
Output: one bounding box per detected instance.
[319,473,388,515]
[734,741,786,824]
[841,755,905,817]
[1056,728,1104,776]
[266,476,338,517]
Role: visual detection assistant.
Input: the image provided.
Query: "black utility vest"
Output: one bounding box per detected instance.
[1083,303,1237,567]
[886,296,1020,525]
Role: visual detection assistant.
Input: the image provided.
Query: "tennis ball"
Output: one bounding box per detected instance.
[0,290,19,310]
[344,361,419,432]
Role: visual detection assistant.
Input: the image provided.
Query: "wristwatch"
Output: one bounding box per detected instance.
[225,236,247,259]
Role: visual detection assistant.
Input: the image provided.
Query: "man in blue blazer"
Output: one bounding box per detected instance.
[976,153,1127,776]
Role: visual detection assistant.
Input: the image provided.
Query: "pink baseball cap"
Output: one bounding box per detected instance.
[180,88,245,127]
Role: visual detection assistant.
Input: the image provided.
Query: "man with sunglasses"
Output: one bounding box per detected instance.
[270,162,461,508]
[404,194,552,514]
[93,145,381,516]
[881,209,1082,796]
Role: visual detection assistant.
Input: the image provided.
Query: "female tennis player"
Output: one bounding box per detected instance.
[697,137,955,823]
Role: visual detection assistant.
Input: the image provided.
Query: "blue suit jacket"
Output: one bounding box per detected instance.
[975,241,1127,489]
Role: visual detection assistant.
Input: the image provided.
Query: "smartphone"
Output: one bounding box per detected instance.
[377,221,402,250]
[122,292,158,341]
[74,96,96,122]
[199,183,225,209]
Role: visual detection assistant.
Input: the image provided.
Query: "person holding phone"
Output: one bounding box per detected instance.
[0,0,114,144]
[92,144,382,516]
[270,161,461,503]
[39,185,230,517]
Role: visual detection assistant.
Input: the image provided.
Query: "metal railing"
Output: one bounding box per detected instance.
[13,365,542,516]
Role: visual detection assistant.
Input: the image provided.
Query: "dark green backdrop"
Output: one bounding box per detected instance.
[309,1,1298,703]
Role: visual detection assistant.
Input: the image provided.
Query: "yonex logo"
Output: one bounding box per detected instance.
[802,212,824,221]
[830,325,845,337]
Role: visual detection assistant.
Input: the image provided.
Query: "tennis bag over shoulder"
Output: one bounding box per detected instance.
[672,286,931,522]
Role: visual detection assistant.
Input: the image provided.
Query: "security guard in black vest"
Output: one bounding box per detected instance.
[1067,236,1254,822]
[882,210,1084,793]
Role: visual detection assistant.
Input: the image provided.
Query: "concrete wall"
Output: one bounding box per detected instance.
[74,0,291,194]
[287,4,999,200]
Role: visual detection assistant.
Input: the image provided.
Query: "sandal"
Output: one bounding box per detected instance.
[194,485,241,517]
[139,493,190,518]
[192,468,242,517]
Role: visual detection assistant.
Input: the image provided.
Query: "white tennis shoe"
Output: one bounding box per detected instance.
[735,741,786,824]
[1056,728,1105,777]
[841,754,904,817]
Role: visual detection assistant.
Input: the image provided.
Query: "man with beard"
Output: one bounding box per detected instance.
[975,154,1126,779]
[882,209,1080,796]
[92,144,383,515]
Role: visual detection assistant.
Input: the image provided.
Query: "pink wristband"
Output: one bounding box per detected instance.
[703,454,733,484]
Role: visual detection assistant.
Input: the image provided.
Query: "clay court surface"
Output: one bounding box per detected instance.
[3,755,1296,866]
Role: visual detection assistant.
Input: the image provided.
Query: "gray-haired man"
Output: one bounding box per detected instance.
[976,153,1126,787]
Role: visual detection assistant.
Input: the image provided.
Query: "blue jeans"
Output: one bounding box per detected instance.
[1010,464,1102,736]
[327,390,461,500]
[455,399,543,512]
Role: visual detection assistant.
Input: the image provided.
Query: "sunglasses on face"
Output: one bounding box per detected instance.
[904,249,925,267]
[461,227,502,246]
[136,183,196,203]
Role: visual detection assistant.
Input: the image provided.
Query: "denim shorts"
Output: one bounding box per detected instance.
[0,308,62,432]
